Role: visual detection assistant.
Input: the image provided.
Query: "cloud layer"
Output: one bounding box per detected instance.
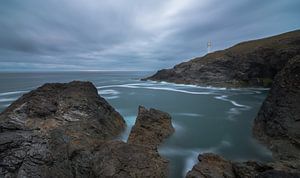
[0,0,300,71]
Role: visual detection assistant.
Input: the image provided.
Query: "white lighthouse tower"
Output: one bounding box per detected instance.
[207,40,212,54]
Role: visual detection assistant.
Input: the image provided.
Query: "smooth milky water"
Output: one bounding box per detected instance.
[0,71,272,177]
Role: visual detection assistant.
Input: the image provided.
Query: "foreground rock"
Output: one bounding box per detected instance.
[253,56,300,170]
[0,81,126,177]
[128,106,175,148]
[144,30,300,87]
[186,56,300,177]
[0,81,173,177]
[92,141,169,177]
[186,153,300,178]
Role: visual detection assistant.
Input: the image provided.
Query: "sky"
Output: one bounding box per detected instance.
[0,0,300,71]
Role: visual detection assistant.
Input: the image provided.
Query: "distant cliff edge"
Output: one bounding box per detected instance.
[144,30,300,88]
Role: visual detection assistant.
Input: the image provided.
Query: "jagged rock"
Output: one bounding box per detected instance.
[144,30,300,87]
[92,141,169,178]
[0,81,126,177]
[127,106,175,148]
[253,56,300,170]
[0,82,174,177]
[185,153,298,178]
[186,153,235,178]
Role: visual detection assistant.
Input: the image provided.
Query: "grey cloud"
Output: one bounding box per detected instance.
[0,0,299,71]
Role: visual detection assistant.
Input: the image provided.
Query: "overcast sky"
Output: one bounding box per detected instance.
[0,0,299,71]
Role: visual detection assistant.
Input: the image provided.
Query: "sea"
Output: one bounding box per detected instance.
[0,71,272,177]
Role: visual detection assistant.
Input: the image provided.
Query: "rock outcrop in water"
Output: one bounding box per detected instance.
[0,81,174,177]
[128,106,175,148]
[144,30,300,87]
[186,56,300,177]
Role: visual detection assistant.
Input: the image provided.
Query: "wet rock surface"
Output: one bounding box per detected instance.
[0,81,173,178]
[144,30,300,87]
[128,106,175,148]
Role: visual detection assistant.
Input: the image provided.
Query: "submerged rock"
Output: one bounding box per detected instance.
[144,30,300,87]
[253,56,300,170]
[128,106,175,148]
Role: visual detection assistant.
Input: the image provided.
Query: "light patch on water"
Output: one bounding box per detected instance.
[215,95,251,109]
[0,98,17,102]
[158,146,219,176]
[220,140,232,147]
[183,150,200,176]
[97,84,215,95]
[172,122,184,132]
[174,113,203,117]
[226,108,241,121]
[119,115,137,141]
[104,96,119,100]
[98,89,120,95]
[0,90,27,96]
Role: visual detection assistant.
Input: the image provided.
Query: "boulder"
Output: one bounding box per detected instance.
[0,81,126,177]
[127,106,175,148]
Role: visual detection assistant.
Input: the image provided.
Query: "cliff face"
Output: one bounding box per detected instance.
[253,56,300,169]
[186,56,300,177]
[145,30,300,87]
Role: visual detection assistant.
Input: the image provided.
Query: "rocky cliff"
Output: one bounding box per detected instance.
[253,55,300,170]
[0,81,174,178]
[186,56,300,177]
[144,30,300,87]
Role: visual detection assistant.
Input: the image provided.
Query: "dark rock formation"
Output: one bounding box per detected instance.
[0,81,174,178]
[128,106,175,148]
[144,30,300,87]
[92,141,169,177]
[186,153,235,178]
[253,56,300,170]
[186,153,300,178]
[0,81,126,177]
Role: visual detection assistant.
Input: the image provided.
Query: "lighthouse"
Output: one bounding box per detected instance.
[207,40,212,54]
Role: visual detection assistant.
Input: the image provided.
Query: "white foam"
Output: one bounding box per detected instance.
[98,89,120,95]
[118,115,137,141]
[214,95,250,108]
[142,86,213,95]
[172,122,184,132]
[183,150,200,176]
[0,90,27,96]
[0,98,16,102]
[97,84,214,95]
